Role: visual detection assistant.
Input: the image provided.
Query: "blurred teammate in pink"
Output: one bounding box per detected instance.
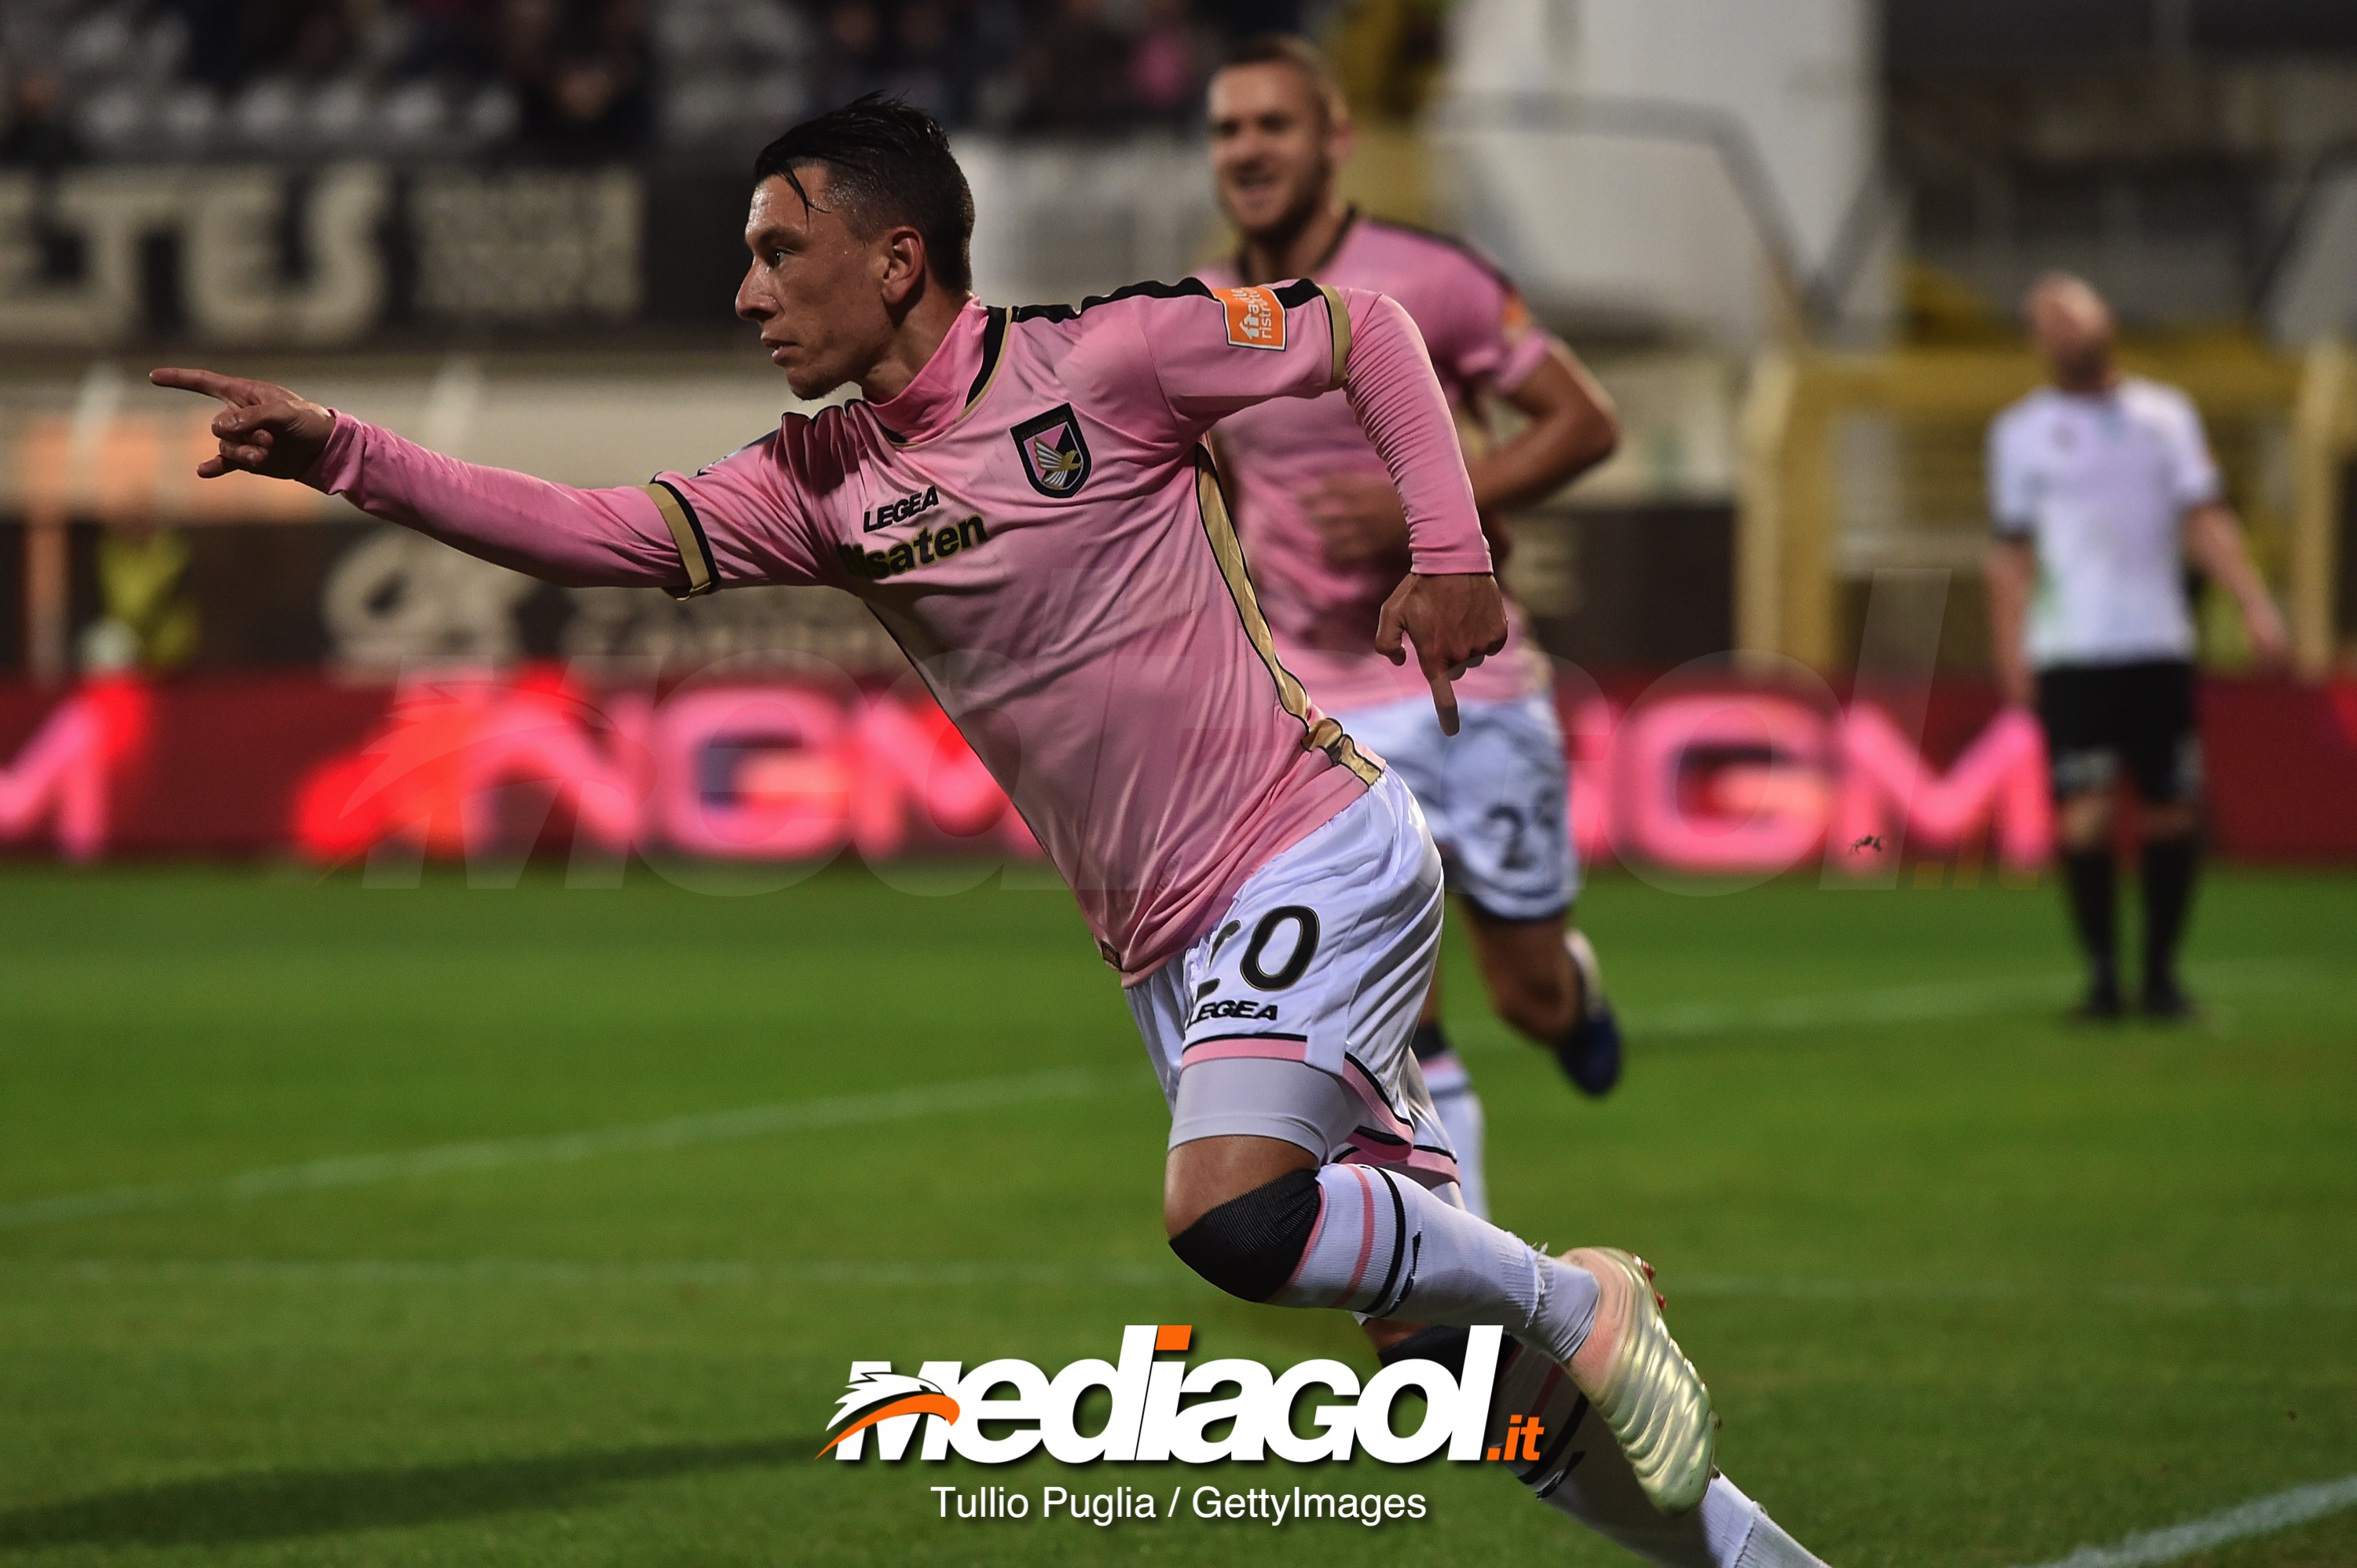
[1203,38,1626,1222]
[156,96,1728,1530]
[1195,43,1824,1567]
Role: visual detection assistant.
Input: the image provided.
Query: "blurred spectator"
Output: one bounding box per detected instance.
[0,63,75,164]
[885,0,966,128]
[1195,0,1303,44]
[4,0,1284,158]
[178,0,365,96]
[1,0,82,164]
[654,0,812,148]
[401,0,502,85]
[1127,0,1208,126]
[812,0,891,111]
[500,0,651,158]
[1013,0,1130,133]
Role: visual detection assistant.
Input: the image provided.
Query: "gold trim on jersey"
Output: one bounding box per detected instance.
[1193,447,1383,787]
[1318,284,1352,390]
[962,306,1011,419]
[643,482,715,597]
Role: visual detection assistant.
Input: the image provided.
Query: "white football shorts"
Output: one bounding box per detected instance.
[1126,768,1461,1191]
[1339,691,1577,923]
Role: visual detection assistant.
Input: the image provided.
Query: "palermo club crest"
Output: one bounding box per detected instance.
[1011,405,1093,498]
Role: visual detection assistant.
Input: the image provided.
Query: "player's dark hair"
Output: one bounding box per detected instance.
[1219,34,1348,127]
[753,95,975,294]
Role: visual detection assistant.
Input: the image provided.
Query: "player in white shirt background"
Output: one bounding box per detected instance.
[1985,273,2289,1019]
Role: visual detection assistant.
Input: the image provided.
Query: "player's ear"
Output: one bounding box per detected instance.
[878,225,926,309]
[1326,106,1355,170]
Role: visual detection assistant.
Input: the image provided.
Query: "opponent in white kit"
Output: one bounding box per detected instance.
[1200,38,1629,1225]
[160,95,1821,1565]
[1986,273,2288,1020]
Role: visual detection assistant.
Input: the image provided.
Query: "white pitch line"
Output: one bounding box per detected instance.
[2015,1473,2357,1568]
[0,1066,1126,1232]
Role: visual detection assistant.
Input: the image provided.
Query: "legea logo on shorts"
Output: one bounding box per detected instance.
[821,1323,1502,1464]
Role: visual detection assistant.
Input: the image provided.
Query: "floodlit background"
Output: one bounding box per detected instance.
[2,0,2352,698]
[0,4,2352,1566]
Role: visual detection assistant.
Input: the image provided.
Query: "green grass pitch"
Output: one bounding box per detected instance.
[0,862,2351,1566]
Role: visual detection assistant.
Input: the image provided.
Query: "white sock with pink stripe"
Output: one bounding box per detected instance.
[1270,1164,1600,1358]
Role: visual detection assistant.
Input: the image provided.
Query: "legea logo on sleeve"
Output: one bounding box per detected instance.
[821,1324,1504,1465]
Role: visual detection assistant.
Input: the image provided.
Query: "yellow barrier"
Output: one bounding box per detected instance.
[1736,339,2352,676]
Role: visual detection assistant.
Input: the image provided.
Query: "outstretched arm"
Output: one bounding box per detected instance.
[153,367,697,591]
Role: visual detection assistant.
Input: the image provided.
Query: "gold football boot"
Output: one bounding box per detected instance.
[1560,1246,1717,1515]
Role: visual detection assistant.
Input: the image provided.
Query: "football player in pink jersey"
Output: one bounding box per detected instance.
[153,97,1765,1538]
[1202,43,1830,1568]
[1204,38,1625,1215]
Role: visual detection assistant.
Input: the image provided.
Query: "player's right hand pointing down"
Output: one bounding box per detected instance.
[1374,571,1509,738]
[151,368,335,482]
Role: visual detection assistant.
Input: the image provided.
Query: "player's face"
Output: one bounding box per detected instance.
[2027,282,2116,390]
[736,170,898,399]
[1208,64,1344,241]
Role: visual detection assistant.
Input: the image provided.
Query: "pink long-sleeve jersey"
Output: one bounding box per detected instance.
[306,282,1492,981]
[1199,215,1555,713]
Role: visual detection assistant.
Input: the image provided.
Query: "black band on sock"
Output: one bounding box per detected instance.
[2061,847,2118,984]
[2140,833,2199,991]
[1168,1169,1322,1303]
[1367,1170,1414,1317]
[1375,1328,1587,1497]
[1525,1393,1594,1498]
[1409,1021,1450,1062]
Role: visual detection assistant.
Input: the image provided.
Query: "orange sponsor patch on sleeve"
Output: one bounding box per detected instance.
[1216,285,1287,350]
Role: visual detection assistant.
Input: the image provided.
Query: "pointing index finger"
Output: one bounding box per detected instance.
[149,367,251,405]
[1428,669,1460,737]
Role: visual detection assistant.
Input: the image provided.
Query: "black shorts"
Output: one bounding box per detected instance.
[2036,660,2201,804]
